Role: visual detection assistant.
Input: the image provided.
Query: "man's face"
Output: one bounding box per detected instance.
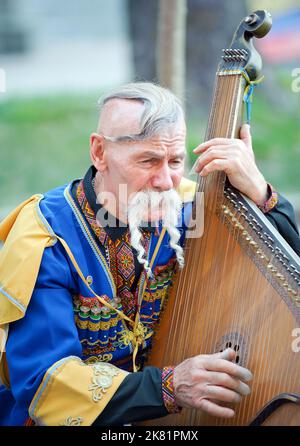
[91,99,186,222]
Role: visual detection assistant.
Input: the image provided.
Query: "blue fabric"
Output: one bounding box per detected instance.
[0,181,191,425]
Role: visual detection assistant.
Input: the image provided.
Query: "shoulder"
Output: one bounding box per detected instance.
[38,183,72,225]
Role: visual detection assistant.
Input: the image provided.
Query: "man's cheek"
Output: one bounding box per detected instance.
[173,171,184,188]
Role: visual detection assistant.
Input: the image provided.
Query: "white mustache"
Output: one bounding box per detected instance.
[127,189,184,275]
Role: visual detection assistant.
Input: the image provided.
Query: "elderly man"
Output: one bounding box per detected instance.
[0,82,299,426]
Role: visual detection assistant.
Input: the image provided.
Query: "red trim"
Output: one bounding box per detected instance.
[24,417,35,426]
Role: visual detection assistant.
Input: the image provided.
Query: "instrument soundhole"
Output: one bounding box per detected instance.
[215,332,248,366]
[220,342,240,363]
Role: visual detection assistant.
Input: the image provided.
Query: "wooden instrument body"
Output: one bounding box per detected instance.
[143,10,300,426]
[147,184,300,425]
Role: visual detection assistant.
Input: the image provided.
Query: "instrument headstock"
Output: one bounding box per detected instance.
[219,10,272,80]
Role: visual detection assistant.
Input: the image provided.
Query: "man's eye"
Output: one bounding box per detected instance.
[170,159,182,165]
[141,159,157,164]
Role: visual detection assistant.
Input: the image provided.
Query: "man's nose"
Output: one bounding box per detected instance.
[150,163,174,191]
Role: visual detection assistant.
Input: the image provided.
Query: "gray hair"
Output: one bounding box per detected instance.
[97,82,184,141]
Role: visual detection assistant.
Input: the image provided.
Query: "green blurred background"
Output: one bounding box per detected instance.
[0,0,299,223]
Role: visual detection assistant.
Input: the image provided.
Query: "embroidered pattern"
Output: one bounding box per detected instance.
[162,366,181,414]
[89,363,120,402]
[258,183,278,213]
[84,354,113,365]
[76,181,151,319]
[73,179,178,368]
[61,416,84,426]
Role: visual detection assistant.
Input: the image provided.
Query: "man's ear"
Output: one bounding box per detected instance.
[90,133,107,171]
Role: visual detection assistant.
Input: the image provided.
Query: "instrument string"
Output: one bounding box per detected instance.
[200,74,224,364]
[220,72,242,425]
[169,181,203,374]
[192,73,230,425]
[190,78,224,418]
[177,181,206,425]
[228,73,249,425]
[221,73,239,425]
[250,262,272,420]
[257,248,283,418]
[198,73,235,425]
[206,72,229,425]
[168,238,194,364]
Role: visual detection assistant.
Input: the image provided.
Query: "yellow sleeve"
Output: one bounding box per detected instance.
[29,356,129,426]
[0,194,55,325]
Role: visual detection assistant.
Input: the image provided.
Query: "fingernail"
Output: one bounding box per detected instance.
[242,384,251,395]
[246,372,253,381]
[243,370,253,382]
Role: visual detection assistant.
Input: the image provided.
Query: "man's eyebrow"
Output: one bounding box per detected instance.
[137,150,186,159]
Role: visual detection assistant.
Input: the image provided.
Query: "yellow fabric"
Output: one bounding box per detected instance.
[178,177,197,203]
[29,356,129,426]
[0,194,56,325]
[0,194,56,387]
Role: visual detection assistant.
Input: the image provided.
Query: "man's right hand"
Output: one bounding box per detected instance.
[173,348,252,418]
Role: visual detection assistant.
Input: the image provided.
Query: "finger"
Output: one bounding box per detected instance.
[196,398,235,418]
[202,351,253,382]
[193,147,229,173]
[215,348,237,361]
[199,159,230,176]
[204,385,242,404]
[207,371,251,396]
[193,138,233,153]
[240,123,252,148]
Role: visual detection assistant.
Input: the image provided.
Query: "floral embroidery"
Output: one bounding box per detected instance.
[89,363,120,402]
[84,354,113,365]
[61,416,84,426]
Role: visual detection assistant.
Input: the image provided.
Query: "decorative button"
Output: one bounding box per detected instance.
[86,275,93,285]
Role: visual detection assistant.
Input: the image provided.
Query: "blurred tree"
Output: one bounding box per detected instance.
[128,0,159,82]
[185,0,247,118]
[157,0,187,104]
[128,0,248,118]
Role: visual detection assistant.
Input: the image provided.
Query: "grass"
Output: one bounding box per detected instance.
[0,85,299,213]
[0,93,98,208]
